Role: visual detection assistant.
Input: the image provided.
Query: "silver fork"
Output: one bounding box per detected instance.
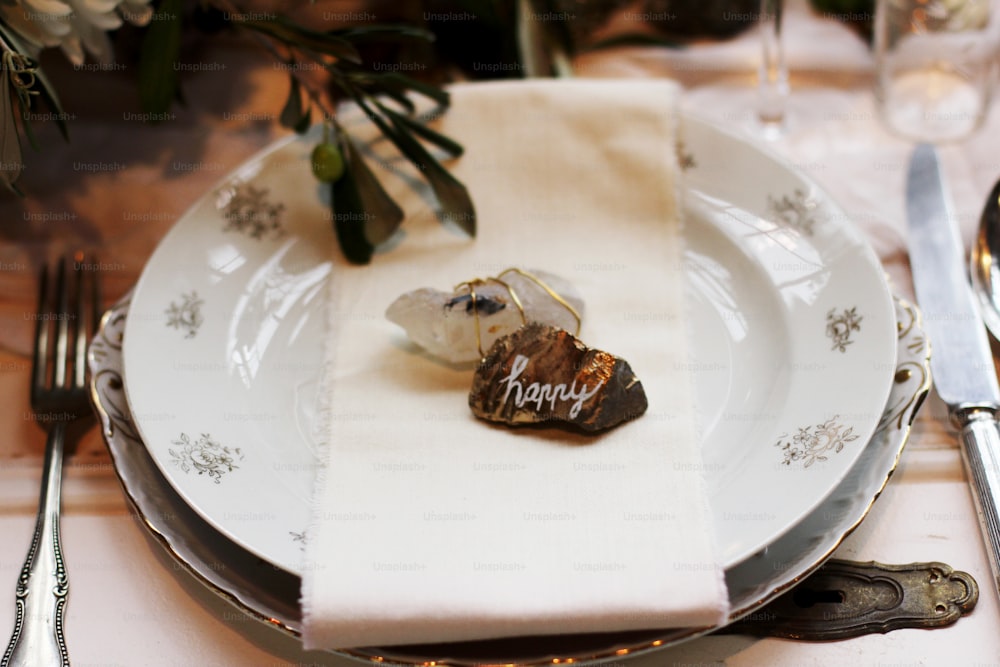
[3,255,99,667]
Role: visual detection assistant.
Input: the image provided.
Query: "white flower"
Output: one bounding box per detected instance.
[0,0,152,65]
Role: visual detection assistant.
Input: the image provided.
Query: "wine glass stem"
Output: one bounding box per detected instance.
[758,0,789,130]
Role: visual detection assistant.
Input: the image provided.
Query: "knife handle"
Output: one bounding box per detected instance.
[957,408,1000,596]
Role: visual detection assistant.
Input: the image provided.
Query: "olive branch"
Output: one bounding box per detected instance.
[0,1,477,264]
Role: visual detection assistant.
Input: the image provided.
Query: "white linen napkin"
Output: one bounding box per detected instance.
[301,79,729,649]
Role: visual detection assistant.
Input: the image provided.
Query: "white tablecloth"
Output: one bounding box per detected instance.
[1,0,999,663]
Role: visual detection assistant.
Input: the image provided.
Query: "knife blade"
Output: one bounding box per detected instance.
[906,142,1000,596]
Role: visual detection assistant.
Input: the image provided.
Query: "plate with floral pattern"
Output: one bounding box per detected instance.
[121,104,898,575]
[91,294,929,665]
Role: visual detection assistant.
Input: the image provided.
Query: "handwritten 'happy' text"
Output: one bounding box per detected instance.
[498,354,604,418]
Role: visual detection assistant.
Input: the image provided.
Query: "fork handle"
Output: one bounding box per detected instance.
[3,422,70,667]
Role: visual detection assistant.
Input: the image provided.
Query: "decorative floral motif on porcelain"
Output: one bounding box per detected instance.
[776,416,859,468]
[676,141,696,171]
[827,307,862,352]
[218,182,285,239]
[169,433,243,484]
[165,291,204,338]
[767,188,817,235]
[290,531,307,551]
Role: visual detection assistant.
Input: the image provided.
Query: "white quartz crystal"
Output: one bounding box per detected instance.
[386,269,585,363]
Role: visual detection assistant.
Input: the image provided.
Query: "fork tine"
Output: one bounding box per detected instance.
[53,257,70,389]
[90,255,102,346]
[73,254,89,389]
[30,262,49,403]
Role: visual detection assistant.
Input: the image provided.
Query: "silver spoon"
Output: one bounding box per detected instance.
[970,179,1000,341]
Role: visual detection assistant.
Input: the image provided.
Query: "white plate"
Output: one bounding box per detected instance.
[91,294,929,665]
[121,113,898,574]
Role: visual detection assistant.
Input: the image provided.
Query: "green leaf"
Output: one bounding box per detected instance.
[377,103,463,158]
[0,24,68,141]
[138,0,183,116]
[331,131,405,263]
[375,72,450,108]
[333,25,436,43]
[279,76,311,133]
[355,96,475,237]
[242,18,362,63]
[294,107,312,134]
[330,180,373,264]
[18,103,38,150]
[0,71,24,195]
[371,85,415,114]
[29,67,67,141]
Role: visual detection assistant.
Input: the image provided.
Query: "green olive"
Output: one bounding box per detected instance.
[311,142,345,183]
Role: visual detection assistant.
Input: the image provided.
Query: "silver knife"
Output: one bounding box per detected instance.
[907,143,1000,595]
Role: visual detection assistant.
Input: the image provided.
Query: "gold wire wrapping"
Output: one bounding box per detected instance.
[453,268,582,358]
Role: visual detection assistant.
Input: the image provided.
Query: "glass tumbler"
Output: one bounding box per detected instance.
[875,0,1000,143]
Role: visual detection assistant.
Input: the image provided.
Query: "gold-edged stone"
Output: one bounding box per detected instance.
[468,322,648,432]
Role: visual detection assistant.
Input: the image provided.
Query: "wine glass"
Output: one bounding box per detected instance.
[758,0,789,138]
